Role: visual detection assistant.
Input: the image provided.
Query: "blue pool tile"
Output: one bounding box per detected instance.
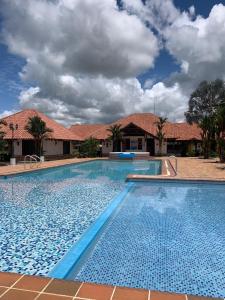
[0,160,159,276]
[73,181,225,298]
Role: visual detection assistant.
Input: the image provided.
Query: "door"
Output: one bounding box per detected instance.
[125,139,130,151]
[146,139,155,156]
[22,140,35,156]
[63,141,70,155]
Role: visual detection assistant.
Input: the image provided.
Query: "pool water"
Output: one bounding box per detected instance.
[0,160,160,275]
[72,181,225,298]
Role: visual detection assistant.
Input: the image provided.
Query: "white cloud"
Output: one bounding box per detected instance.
[163,3,225,96]
[122,1,225,113]
[122,0,180,33]
[3,0,225,125]
[139,82,187,122]
[2,0,158,79]
[18,76,186,125]
[1,0,163,124]
[0,110,18,119]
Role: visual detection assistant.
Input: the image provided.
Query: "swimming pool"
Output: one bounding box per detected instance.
[0,160,160,276]
[69,180,225,298]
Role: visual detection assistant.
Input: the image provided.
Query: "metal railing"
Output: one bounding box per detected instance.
[24,155,41,169]
[169,155,177,174]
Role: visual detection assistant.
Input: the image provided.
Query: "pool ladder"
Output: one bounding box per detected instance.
[169,155,177,175]
[24,155,42,169]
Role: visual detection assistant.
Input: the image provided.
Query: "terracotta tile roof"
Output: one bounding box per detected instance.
[70,113,202,141]
[172,123,202,141]
[1,110,82,141]
[69,124,105,140]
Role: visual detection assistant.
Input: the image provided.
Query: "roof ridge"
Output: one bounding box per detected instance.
[2,109,40,120]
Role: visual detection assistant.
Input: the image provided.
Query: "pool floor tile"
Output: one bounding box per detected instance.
[0,272,22,287]
[0,289,38,300]
[151,291,186,300]
[112,286,149,300]
[43,279,81,296]
[14,275,51,291]
[77,282,114,300]
[37,293,73,300]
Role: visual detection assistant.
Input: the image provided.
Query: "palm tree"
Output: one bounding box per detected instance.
[215,105,225,162]
[155,117,167,156]
[107,124,123,152]
[25,115,53,156]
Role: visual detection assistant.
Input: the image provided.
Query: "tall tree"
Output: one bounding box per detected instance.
[214,105,225,162]
[185,79,225,124]
[107,124,123,152]
[199,116,215,159]
[25,116,53,156]
[155,117,167,156]
[185,79,225,158]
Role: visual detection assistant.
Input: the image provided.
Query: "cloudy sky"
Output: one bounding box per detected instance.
[0,0,225,125]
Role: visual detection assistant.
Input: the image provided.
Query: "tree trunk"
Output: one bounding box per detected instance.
[113,141,116,152]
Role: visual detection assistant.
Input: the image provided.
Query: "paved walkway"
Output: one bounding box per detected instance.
[171,157,225,179]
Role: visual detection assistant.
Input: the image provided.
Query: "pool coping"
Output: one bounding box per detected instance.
[0,272,222,300]
[127,174,225,183]
[49,182,134,279]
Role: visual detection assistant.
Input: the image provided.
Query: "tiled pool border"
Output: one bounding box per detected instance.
[0,272,222,300]
[49,182,134,279]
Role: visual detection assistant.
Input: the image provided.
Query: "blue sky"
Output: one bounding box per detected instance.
[1,0,225,124]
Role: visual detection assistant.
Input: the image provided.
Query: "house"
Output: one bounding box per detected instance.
[1,109,82,160]
[70,113,202,156]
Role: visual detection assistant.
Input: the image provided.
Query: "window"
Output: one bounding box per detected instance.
[130,140,137,150]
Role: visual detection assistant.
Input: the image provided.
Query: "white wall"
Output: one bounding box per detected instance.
[43,140,63,155]
[14,140,22,156]
[155,139,167,155]
[102,140,113,155]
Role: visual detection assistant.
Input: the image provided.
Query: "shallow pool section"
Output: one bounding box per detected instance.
[71,180,225,298]
[0,160,160,276]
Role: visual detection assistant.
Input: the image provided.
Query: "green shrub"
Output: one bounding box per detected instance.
[79,137,99,158]
[186,150,196,157]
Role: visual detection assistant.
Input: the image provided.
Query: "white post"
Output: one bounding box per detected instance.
[10,158,16,165]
